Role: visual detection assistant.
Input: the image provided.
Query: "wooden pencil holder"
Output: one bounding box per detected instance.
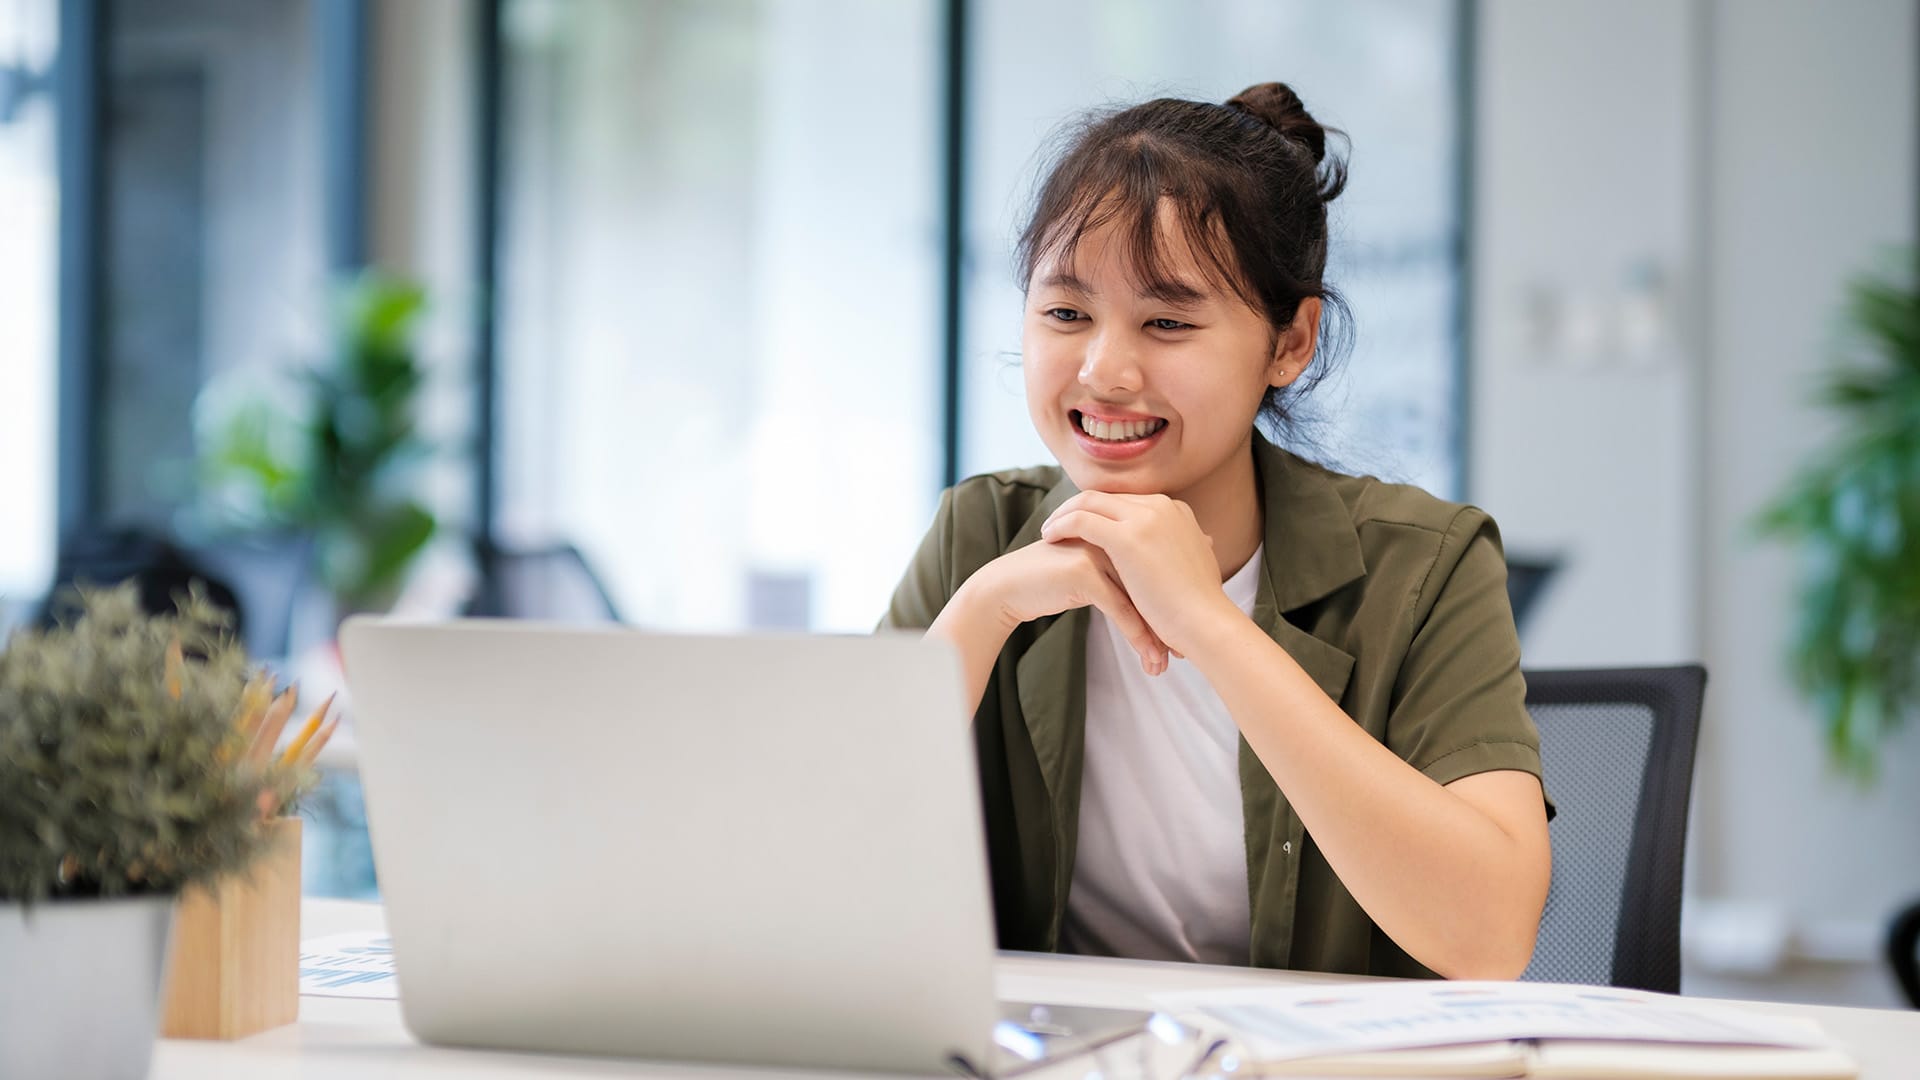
[161,816,303,1040]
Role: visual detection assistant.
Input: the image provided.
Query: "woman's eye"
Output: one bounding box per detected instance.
[1149,318,1191,331]
[1044,308,1084,323]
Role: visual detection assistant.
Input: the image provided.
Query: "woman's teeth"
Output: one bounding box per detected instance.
[1077,413,1166,442]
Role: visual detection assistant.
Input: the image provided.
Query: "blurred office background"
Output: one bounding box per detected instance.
[0,0,1915,1010]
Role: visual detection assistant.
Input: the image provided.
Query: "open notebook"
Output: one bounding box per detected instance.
[1211,1036,1856,1079]
[1158,982,1858,1080]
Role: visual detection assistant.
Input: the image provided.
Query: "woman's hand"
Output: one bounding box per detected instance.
[972,536,1173,676]
[1039,491,1243,657]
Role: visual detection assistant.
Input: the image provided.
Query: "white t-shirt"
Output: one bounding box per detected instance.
[1060,546,1264,966]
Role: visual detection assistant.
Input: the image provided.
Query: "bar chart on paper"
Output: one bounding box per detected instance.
[299,932,399,999]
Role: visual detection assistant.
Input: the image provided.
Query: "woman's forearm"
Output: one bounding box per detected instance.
[1192,616,1551,979]
[925,573,1019,718]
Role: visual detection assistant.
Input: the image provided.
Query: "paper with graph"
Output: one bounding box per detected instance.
[299,931,399,999]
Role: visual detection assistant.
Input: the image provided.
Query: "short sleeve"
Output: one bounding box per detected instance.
[878,487,957,632]
[1386,508,1554,817]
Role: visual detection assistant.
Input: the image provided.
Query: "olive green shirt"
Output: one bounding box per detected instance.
[881,434,1547,979]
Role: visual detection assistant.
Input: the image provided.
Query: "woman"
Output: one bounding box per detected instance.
[883,83,1551,980]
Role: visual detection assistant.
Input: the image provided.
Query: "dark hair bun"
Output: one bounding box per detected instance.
[1226,82,1347,201]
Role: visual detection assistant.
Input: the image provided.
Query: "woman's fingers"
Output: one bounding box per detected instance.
[1041,508,1125,552]
[1045,489,1152,529]
[999,537,1170,674]
[1087,565,1170,676]
[1081,544,1171,673]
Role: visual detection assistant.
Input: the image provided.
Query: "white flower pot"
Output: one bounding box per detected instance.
[0,894,176,1080]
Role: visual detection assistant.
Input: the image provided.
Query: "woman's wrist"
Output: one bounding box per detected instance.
[949,564,1022,636]
[926,568,1021,714]
[1178,596,1266,672]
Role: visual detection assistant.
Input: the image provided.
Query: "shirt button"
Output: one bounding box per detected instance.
[1282,841,1293,855]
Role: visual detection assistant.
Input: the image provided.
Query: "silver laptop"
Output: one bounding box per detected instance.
[340,618,1150,1075]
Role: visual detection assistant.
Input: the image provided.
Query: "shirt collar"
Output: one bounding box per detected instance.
[1250,434,1368,613]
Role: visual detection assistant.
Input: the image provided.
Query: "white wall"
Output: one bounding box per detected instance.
[1472,0,1701,669]
[1474,0,1920,1006]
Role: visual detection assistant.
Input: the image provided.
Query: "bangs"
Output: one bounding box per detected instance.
[1018,138,1268,319]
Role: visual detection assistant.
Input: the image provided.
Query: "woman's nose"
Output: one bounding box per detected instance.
[1077,331,1143,395]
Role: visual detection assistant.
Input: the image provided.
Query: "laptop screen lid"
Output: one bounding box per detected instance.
[340,618,997,1073]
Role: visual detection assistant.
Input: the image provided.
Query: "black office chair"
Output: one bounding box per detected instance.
[1519,664,1707,993]
[35,527,247,638]
[465,542,622,623]
[1504,554,1562,637]
[1887,899,1920,1008]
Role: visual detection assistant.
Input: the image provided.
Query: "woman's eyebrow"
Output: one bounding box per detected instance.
[1039,271,1210,308]
[1038,272,1095,294]
[1140,277,1209,308]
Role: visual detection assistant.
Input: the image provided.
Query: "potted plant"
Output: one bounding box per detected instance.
[1757,255,1920,1007]
[0,585,330,1077]
[1756,253,1920,779]
[194,271,438,624]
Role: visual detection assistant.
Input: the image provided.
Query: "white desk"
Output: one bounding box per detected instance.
[150,900,1920,1079]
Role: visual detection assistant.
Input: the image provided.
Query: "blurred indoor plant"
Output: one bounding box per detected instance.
[1756,253,1920,779]
[0,586,324,1077]
[194,272,437,621]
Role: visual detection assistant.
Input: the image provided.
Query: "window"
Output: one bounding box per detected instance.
[94,0,327,528]
[492,2,1466,635]
[959,0,1466,498]
[0,0,57,625]
[495,0,942,631]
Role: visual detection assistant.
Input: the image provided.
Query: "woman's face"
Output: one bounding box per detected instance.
[1023,207,1304,501]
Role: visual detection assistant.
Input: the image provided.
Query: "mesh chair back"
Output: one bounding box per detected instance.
[1520,665,1705,993]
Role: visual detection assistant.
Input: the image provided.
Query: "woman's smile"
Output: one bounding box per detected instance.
[1069,407,1170,461]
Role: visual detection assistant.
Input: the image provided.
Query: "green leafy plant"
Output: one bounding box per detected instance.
[196,272,437,615]
[0,586,315,904]
[1757,254,1920,779]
